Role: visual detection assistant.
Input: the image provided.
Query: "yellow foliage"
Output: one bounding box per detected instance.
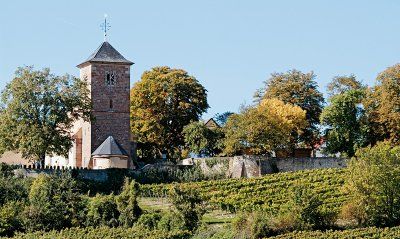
[224,98,306,155]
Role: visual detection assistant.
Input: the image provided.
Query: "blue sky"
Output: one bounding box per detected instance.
[1,1,400,119]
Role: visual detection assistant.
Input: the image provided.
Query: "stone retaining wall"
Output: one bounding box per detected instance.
[182,156,347,178]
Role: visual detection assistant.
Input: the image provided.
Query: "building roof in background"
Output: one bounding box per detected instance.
[204,118,220,129]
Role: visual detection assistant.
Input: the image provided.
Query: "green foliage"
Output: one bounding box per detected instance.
[140,168,347,213]
[136,212,162,230]
[273,185,336,232]
[169,186,206,231]
[0,176,30,206]
[0,201,24,237]
[257,69,324,148]
[86,194,119,228]
[223,98,306,155]
[4,226,191,239]
[267,226,400,239]
[344,142,400,227]
[183,121,224,156]
[157,211,186,232]
[0,163,19,178]
[130,66,209,161]
[321,89,365,157]
[232,211,271,239]
[24,173,84,231]
[116,178,142,227]
[0,66,91,162]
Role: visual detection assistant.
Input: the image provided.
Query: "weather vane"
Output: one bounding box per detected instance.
[100,14,111,41]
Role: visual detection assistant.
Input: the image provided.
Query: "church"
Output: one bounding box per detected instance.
[0,40,135,169]
[49,40,135,169]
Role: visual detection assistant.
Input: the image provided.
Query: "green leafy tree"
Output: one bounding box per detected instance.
[0,66,91,164]
[223,98,307,156]
[130,66,209,160]
[343,142,400,227]
[24,173,85,231]
[256,70,324,149]
[115,178,142,227]
[183,121,224,157]
[320,89,365,157]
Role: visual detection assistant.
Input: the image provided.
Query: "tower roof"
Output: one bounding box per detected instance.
[92,136,129,156]
[77,41,134,68]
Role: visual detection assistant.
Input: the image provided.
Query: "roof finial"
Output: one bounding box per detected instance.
[101,14,111,42]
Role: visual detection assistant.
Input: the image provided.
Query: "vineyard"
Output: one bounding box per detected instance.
[140,168,349,212]
[4,227,191,239]
[268,226,400,239]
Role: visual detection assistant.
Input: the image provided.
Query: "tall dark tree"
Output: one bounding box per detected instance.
[0,67,91,164]
[130,66,209,160]
[320,89,365,157]
[257,70,324,150]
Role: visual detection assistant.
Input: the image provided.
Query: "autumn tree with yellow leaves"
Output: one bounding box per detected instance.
[223,98,307,156]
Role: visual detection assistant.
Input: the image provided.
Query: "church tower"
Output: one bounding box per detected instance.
[76,41,134,169]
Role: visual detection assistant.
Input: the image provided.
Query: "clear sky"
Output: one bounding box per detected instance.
[1,1,400,119]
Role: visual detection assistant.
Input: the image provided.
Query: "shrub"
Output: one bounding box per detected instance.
[86,194,119,228]
[0,176,30,206]
[23,173,84,231]
[0,201,24,236]
[115,178,142,227]
[136,212,162,230]
[271,185,336,232]
[157,211,185,231]
[232,211,271,239]
[343,142,400,227]
[169,186,206,231]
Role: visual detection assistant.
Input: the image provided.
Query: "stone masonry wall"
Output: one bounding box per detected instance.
[183,156,347,178]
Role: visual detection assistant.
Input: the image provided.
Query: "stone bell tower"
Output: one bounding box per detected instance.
[76,41,134,169]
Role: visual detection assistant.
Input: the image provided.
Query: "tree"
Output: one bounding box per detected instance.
[182,121,224,157]
[320,89,365,157]
[115,178,142,227]
[0,66,91,164]
[130,66,209,160]
[364,64,400,144]
[256,70,324,149]
[223,98,307,156]
[327,75,364,97]
[343,142,400,227]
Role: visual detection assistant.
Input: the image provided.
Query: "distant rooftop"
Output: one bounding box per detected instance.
[77,41,134,67]
[92,136,129,156]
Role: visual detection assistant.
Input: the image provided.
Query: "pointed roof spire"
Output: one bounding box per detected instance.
[77,41,134,67]
[92,136,129,156]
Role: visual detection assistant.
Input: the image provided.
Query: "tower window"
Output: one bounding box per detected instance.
[109,99,113,109]
[105,71,116,86]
